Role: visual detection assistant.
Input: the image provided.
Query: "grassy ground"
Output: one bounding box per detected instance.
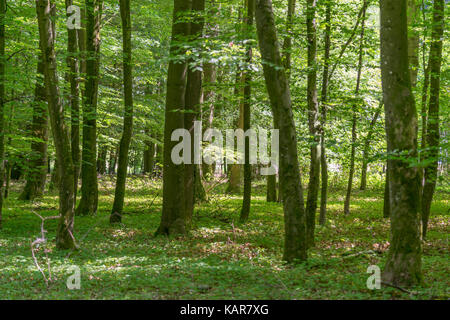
[0,176,448,299]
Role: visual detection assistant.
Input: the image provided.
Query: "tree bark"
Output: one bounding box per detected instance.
[422,0,444,239]
[156,0,192,236]
[110,0,134,223]
[255,0,307,262]
[305,0,320,247]
[36,0,76,249]
[344,0,366,215]
[76,0,102,216]
[380,0,422,287]
[19,58,48,200]
[240,0,254,223]
[319,0,331,226]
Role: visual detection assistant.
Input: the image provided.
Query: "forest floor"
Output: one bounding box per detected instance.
[0,176,448,300]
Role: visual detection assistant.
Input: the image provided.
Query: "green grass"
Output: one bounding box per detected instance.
[0,176,448,299]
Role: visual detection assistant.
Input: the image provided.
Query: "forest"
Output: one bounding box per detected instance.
[0,0,448,300]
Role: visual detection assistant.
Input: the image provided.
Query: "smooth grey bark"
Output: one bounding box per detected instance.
[156,0,192,236]
[110,0,134,223]
[255,0,307,262]
[422,0,444,238]
[36,0,76,249]
[380,0,422,287]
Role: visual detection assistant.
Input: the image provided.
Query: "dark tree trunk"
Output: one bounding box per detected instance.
[19,58,48,200]
[240,0,254,223]
[422,0,444,239]
[255,0,307,262]
[319,0,331,226]
[344,0,366,215]
[76,0,102,216]
[36,0,76,249]
[66,0,80,201]
[266,174,277,202]
[143,130,155,174]
[97,145,107,174]
[184,0,205,226]
[156,0,192,236]
[380,0,422,287]
[110,0,134,223]
[305,0,320,247]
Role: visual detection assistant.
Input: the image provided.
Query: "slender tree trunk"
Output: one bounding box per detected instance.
[380,0,422,287]
[184,0,205,226]
[0,0,5,228]
[19,58,48,200]
[76,0,102,216]
[319,0,331,226]
[97,144,107,174]
[266,174,277,202]
[240,0,254,223]
[156,0,192,236]
[344,0,366,215]
[305,0,320,247]
[143,130,155,174]
[66,0,80,201]
[36,0,76,249]
[110,0,134,223]
[422,0,444,239]
[360,102,382,190]
[255,0,307,262]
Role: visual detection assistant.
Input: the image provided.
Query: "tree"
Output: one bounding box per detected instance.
[343,0,367,215]
[110,0,134,223]
[76,0,102,216]
[156,0,192,236]
[422,0,444,238]
[36,0,76,249]
[240,0,254,223]
[254,0,307,262]
[305,0,319,247]
[380,0,422,286]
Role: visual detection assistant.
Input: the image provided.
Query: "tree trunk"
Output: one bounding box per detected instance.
[36,0,76,249]
[407,0,420,88]
[344,0,366,215]
[110,0,134,223]
[422,0,444,239]
[319,0,331,226]
[156,0,192,236]
[143,130,155,174]
[240,0,254,223]
[360,102,382,190]
[380,0,422,287]
[66,0,80,201]
[19,58,48,200]
[305,0,320,247]
[76,0,102,216]
[255,0,307,262]
[266,173,277,202]
[184,0,205,226]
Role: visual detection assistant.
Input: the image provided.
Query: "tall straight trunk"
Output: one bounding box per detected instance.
[76,0,102,216]
[266,173,277,202]
[282,0,296,78]
[319,0,331,226]
[255,0,307,262]
[66,0,80,200]
[344,0,366,215]
[143,130,155,174]
[156,0,192,236]
[380,0,422,287]
[184,0,205,226]
[359,102,383,190]
[97,144,107,174]
[305,0,320,247]
[422,0,444,239]
[36,0,76,249]
[110,0,134,223]
[240,0,254,223]
[0,0,5,228]
[19,58,48,200]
